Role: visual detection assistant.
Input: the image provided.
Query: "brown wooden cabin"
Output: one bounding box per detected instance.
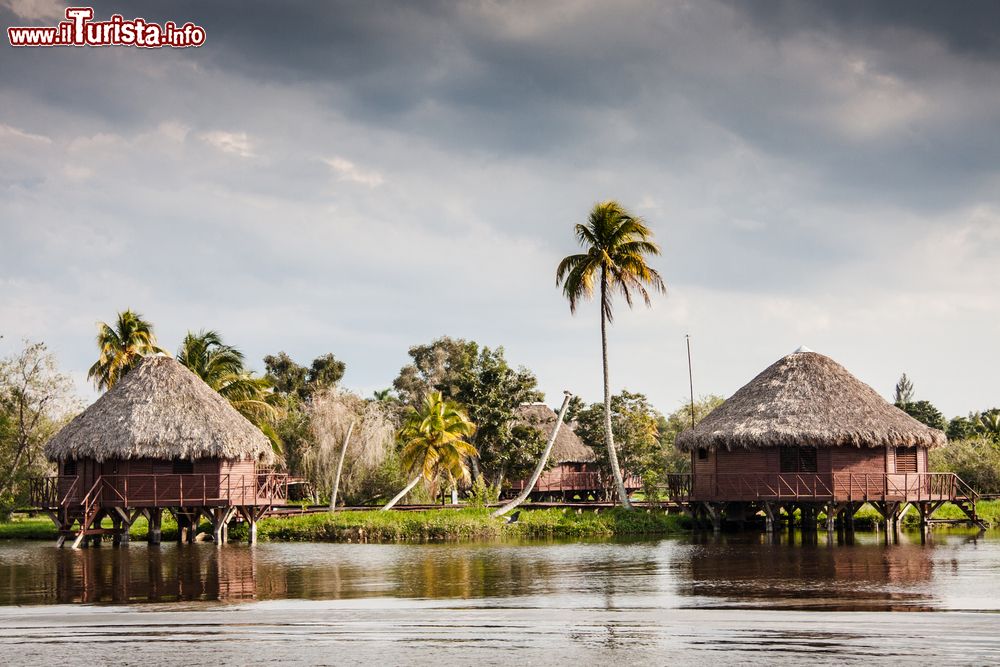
[505,403,641,500]
[36,355,284,547]
[674,348,980,532]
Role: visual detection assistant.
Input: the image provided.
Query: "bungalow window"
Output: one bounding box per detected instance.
[779,447,817,473]
[896,447,918,474]
[63,460,77,476]
[172,459,194,475]
[697,448,709,460]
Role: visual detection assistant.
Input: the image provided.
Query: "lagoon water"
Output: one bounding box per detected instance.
[1,531,999,665]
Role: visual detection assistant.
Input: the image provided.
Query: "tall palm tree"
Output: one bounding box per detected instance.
[556,201,665,509]
[177,330,283,458]
[88,309,167,391]
[382,391,477,510]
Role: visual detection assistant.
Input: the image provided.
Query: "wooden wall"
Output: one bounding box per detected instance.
[691,445,933,501]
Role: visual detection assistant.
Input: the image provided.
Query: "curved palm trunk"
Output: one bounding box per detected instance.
[382,475,423,511]
[329,421,355,512]
[601,272,632,509]
[492,392,573,518]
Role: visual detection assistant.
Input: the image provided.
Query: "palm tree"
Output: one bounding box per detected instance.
[177,330,283,457]
[382,391,477,510]
[556,201,665,509]
[88,309,167,391]
[977,412,1000,443]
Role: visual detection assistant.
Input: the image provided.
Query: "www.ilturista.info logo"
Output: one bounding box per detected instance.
[8,7,206,48]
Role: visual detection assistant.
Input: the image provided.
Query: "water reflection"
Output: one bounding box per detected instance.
[678,532,937,611]
[0,530,995,611]
[0,545,276,604]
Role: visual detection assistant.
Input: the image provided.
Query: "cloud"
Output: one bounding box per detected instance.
[0,122,52,144]
[1,0,64,21]
[200,130,254,157]
[322,156,384,187]
[1,0,998,417]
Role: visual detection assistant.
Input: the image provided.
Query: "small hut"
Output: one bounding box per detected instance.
[506,403,612,500]
[37,355,285,547]
[674,348,979,532]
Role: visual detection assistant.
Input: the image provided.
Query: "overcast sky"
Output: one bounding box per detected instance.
[1,0,998,417]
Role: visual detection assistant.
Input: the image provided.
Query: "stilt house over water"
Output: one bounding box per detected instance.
[505,403,641,500]
[35,355,286,547]
[674,347,981,532]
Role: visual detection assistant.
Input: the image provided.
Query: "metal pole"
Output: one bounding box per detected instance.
[686,334,695,428]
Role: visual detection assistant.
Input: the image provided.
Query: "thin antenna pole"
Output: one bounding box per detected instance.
[686,334,695,428]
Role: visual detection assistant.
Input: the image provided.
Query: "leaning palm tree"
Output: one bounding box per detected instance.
[88,309,168,391]
[556,201,666,509]
[382,391,477,510]
[177,329,283,458]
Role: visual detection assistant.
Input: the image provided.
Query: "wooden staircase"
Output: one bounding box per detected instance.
[59,478,129,548]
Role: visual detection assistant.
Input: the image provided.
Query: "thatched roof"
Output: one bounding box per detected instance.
[45,355,274,463]
[675,350,946,451]
[515,403,596,463]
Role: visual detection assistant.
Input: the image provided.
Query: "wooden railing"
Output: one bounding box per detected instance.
[671,472,978,503]
[27,472,288,509]
[507,470,643,493]
[28,475,78,508]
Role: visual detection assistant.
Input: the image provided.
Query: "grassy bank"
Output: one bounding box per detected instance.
[0,514,180,541]
[228,507,689,542]
[0,508,685,543]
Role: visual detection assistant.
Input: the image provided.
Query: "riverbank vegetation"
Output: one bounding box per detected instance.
[5,502,1000,543]
[0,508,688,542]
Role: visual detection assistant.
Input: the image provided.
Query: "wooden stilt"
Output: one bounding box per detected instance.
[211,507,237,545]
[701,502,722,533]
[175,511,188,544]
[763,502,777,534]
[148,508,162,545]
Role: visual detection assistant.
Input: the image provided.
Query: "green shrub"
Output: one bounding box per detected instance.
[930,437,1000,494]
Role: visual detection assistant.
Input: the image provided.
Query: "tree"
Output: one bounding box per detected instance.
[492,392,573,518]
[977,410,1000,443]
[0,341,78,518]
[382,392,477,510]
[930,436,1000,494]
[574,390,662,498]
[453,346,544,485]
[373,388,397,403]
[87,309,167,391]
[306,388,398,509]
[264,352,309,398]
[309,354,346,391]
[177,329,245,387]
[556,201,665,508]
[894,373,914,408]
[177,330,282,457]
[948,414,979,441]
[659,395,725,473]
[898,399,946,431]
[264,351,346,401]
[393,337,544,486]
[392,337,479,406]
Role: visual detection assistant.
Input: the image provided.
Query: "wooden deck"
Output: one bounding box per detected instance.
[28,472,287,548]
[671,472,977,503]
[30,473,286,509]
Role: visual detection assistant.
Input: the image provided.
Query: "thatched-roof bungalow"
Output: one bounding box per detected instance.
[505,403,641,500]
[674,348,979,533]
[35,355,285,547]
